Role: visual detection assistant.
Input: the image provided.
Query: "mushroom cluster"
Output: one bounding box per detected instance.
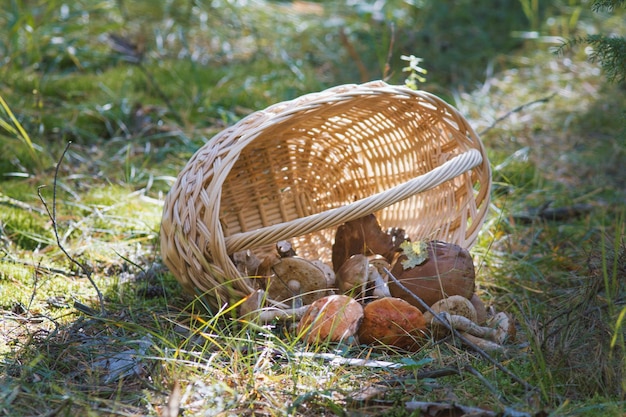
[234,214,515,351]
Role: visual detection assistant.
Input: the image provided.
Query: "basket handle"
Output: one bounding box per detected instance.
[224,149,484,254]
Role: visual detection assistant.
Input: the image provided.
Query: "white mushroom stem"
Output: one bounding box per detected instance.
[429,312,499,341]
[253,305,311,322]
[459,332,505,352]
[368,266,391,298]
[239,289,310,322]
[287,279,302,308]
[242,305,311,323]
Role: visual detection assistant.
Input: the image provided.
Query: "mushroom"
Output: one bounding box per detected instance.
[276,240,297,258]
[470,293,488,325]
[297,294,364,344]
[335,254,369,299]
[423,295,478,340]
[232,250,263,276]
[358,297,427,350]
[368,265,391,299]
[455,312,515,352]
[486,311,516,344]
[239,289,310,322]
[331,214,400,272]
[335,255,392,302]
[388,241,475,311]
[459,332,506,352]
[266,257,331,306]
[424,295,478,323]
[422,296,516,351]
[310,260,336,288]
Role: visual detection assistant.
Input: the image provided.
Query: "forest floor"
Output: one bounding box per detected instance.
[1,1,625,416]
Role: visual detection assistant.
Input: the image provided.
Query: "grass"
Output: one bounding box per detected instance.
[1,0,625,416]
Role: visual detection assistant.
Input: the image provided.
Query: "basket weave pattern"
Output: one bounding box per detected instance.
[160,81,491,308]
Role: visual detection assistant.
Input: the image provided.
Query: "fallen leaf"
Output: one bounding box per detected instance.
[400,240,428,269]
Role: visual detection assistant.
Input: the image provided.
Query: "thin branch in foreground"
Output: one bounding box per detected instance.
[479,93,557,136]
[384,267,535,393]
[38,141,106,316]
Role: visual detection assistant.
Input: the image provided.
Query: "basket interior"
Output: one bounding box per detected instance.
[217,91,486,261]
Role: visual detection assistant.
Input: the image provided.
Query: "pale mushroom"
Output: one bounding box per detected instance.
[297,294,364,344]
[455,312,516,352]
[276,240,297,258]
[358,297,427,350]
[424,295,478,323]
[422,297,516,351]
[310,260,336,288]
[423,295,478,340]
[368,265,391,299]
[239,289,310,322]
[487,311,516,344]
[459,332,506,352]
[335,254,369,299]
[266,257,331,306]
[470,293,488,325]
[232,250,263,276]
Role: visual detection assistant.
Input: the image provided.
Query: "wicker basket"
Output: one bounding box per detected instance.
[160,81,491,310]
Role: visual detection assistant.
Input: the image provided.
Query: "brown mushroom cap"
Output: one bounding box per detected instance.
[423,295,478,340]
[423,295,478,323]
[358,297,427,350]
[335,254,369,298]
[297,294,364,344]
[388,241,475,310]
[266,257,331,305]
[470,293,488,325]
[331,214,399,271]
[310,260,336,288]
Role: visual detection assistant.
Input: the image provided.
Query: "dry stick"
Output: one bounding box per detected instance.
[479,93,557,136]
[383,268,535,392]
[339,27,370,83]
[382,23,396,81]
[38,141,106,316]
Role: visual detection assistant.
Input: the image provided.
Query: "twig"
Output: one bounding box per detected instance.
[339,27,370,83]
[37,142,106,316]
[463,364,501,399]
[384,268,535,392]
[479,93,556,136]
[382,23,396,81]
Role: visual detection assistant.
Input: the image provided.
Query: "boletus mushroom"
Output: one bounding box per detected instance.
[239,289,310,322]
[336,254,391,302]
[422,295,478,340]
[266,257,332,306]
[358,297,427,351]
[470,293,489,325]
[335,254,369,299]
[388,241,475,310]
[297,294,364,344]
[332,214,402,271]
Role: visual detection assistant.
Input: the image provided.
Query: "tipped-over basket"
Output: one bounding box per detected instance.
[160,80,491,310]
